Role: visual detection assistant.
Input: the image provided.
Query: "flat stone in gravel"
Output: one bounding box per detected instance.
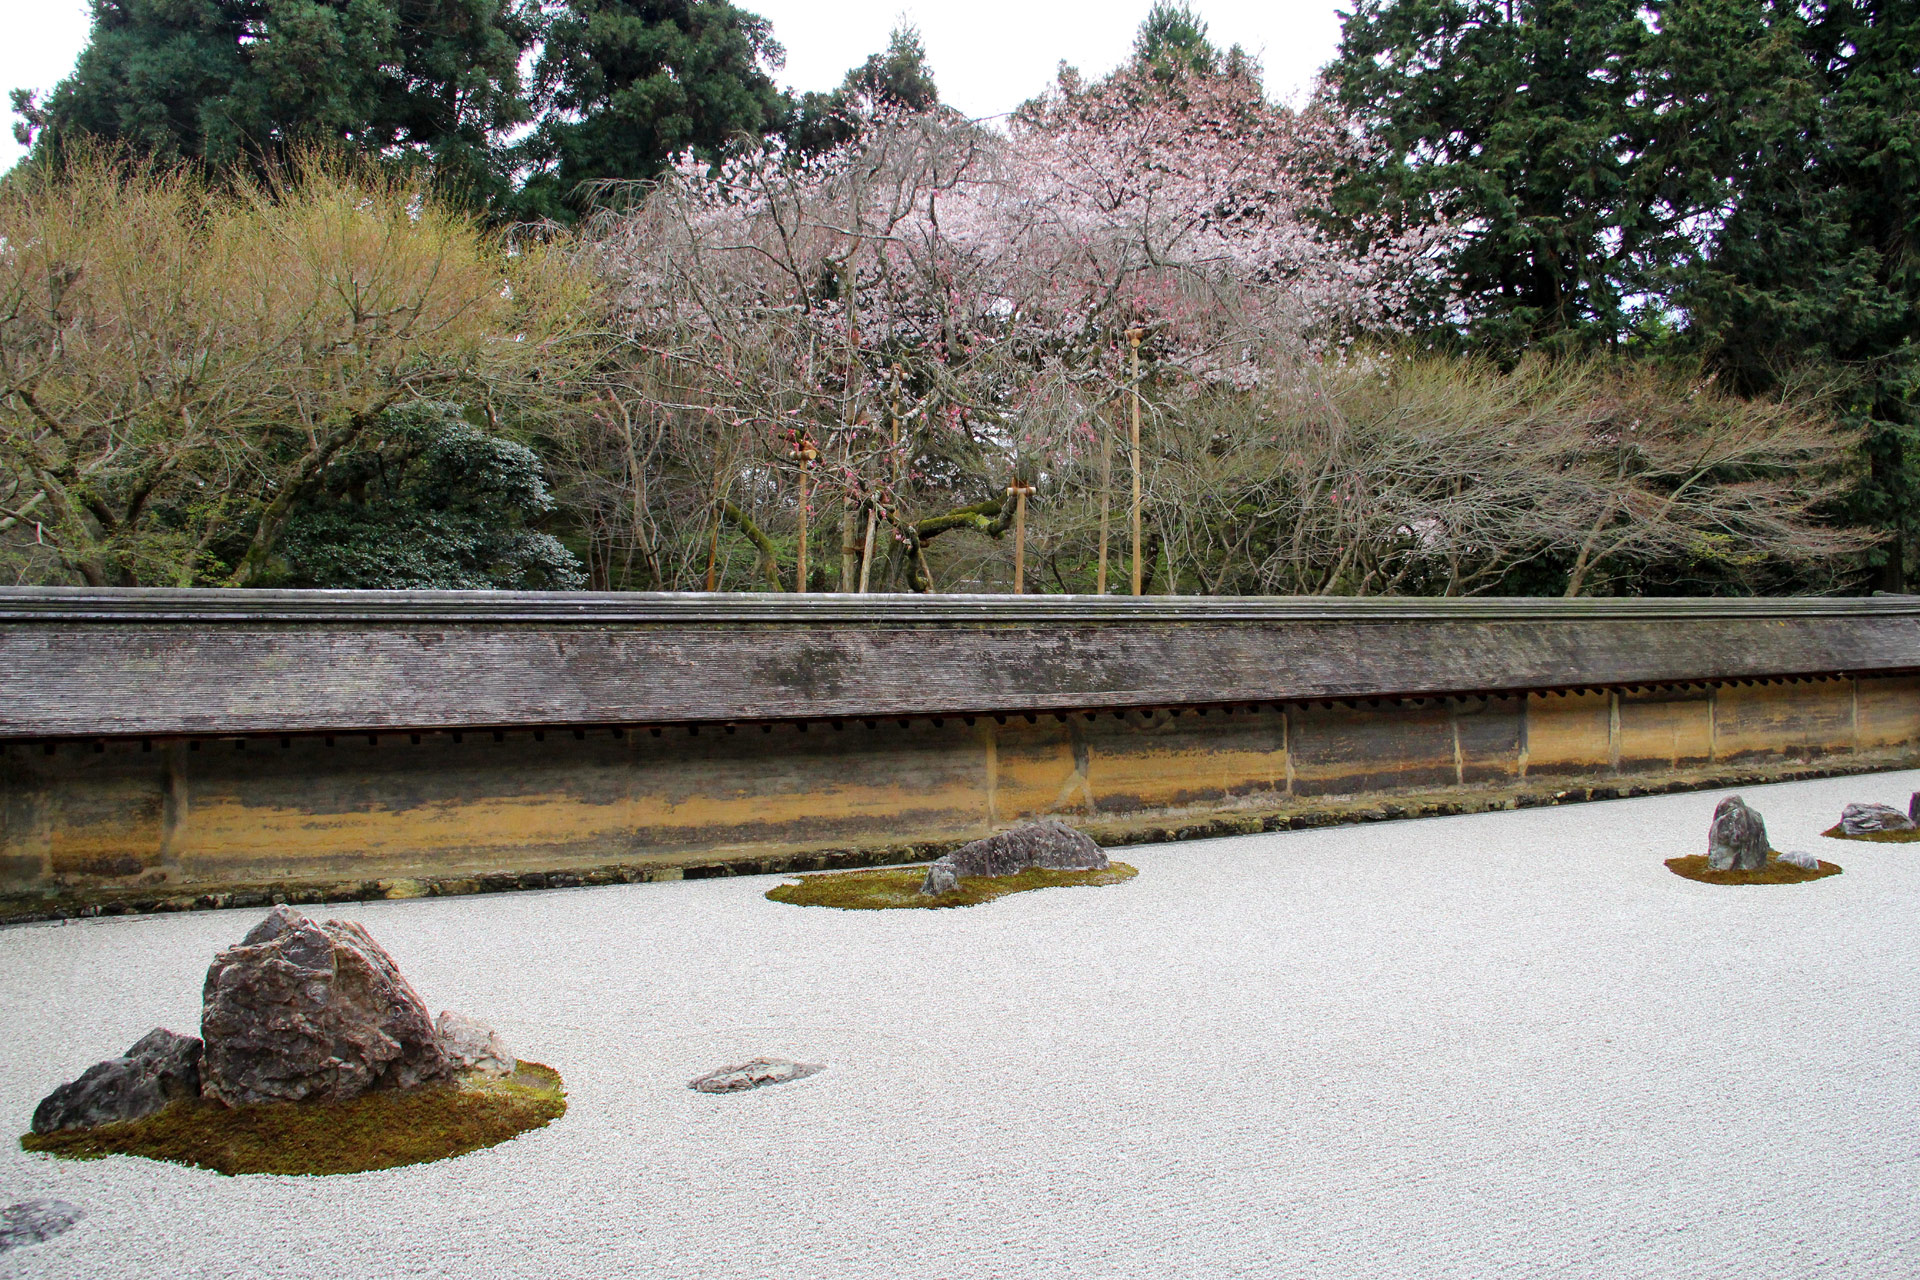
[0,1200,83,1253]
[688,1058,825,1094]
[200,905,450,1105]
[1708,796,1769,871]
[30,1027,201,1134]
[1839,802,1913,835]
[920,820,1107,894]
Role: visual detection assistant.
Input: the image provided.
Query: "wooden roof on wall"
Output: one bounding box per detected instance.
[4,588,1918,739]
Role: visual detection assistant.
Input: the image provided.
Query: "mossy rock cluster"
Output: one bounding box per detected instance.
[768,863,1138,910]
[1664,854,1842,885]
[1820,823,1920,843]
[20,1062,565,1176]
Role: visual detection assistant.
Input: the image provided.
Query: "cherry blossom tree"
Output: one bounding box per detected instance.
[573,54,1451,592]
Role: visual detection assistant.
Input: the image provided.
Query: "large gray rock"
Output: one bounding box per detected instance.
[0,1201,84,1254]
[1910,791,1920,824]
[200,905,450,1106]
[1839,802,1914,835]
[1707,796,1769,872]
[919,820,1108,895]
[30,1029,200,1134]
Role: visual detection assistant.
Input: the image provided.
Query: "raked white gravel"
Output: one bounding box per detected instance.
[3,769,1919,1279]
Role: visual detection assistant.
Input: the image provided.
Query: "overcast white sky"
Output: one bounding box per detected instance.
[1,1,1349,171]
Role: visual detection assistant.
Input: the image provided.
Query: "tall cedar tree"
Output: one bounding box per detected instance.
[10,0,535,203]
[1680,1,1920,589]
[515,0,787,219]
[1327,0,1802,351]
[1329,0,1917,582]
[786,24,940,158]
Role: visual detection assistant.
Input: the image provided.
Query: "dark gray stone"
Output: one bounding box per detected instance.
[30,1029,201,1134]
[1841,802,1914,835]
[1910,792,1920,824]
[918,820,1108,895]
[688,1057,824,1093]
[1707,796,1769,871]
[200,905,450,1106]
[0,1201,83,1254]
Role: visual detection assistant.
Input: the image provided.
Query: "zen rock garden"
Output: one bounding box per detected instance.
[22,905,564,1176]
[1664,795,1839,884]
[18,820,1134,1186]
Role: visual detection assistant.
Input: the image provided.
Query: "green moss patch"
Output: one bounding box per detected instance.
[1820,823,1920,843]
[1664,854,1842,885]
[19,1062,565,1176]
[768,862,1139,910]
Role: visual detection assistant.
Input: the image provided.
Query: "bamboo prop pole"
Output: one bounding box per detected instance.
[796,467,809,593]
[840,489,860,592]
[791,435,818,594]
[1096,407,1113,595]
[1127,328,1145,596]
[704,420,727,593]
[860,365,900,594]
[857,502,879,593]
[1007,480,1037,594]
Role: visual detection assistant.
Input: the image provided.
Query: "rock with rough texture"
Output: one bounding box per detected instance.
[920,861,960,896]
[200,905,450,1106]
[1707,796,1770,872]
[1778,849,1822,871]
[688,1057,824,1094]
[1839,802,1914,835]
[1911,792,1920,824]
[30,1028,201,1134]
[435,1012,516,1077]
[919,820,1107,895]
[0,1201,84,1254]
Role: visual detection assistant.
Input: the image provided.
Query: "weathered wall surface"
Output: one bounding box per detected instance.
[6,675,1916,911]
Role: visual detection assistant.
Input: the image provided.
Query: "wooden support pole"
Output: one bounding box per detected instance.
[1008,481,1037,594]
[796,466,809,594]
[1128,328,1145,596]
[1096,410,1112,595]
[791,436,818,594]
[860,363,902,595]
[840,488,859,592]
[858,505,879,593]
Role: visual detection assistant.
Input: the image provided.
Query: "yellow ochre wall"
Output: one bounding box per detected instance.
[4,675,1919,896]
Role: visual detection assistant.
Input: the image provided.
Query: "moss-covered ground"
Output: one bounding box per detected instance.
[19,1062,565,1176]
[1664,854,1842,885]
[768,863,1138,910]
[1820,823,1920,843]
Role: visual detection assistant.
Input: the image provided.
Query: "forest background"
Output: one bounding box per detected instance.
[0,0,1913,598]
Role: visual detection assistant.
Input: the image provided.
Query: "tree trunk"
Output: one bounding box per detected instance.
[722,500,786,591]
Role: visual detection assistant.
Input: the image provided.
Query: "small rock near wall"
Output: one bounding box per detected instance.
[919,820,1108,894]
[30,1029,201,1134]
[1839,802,1914,835]
[1708,796,1770,872]
[200,905,450,1106]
